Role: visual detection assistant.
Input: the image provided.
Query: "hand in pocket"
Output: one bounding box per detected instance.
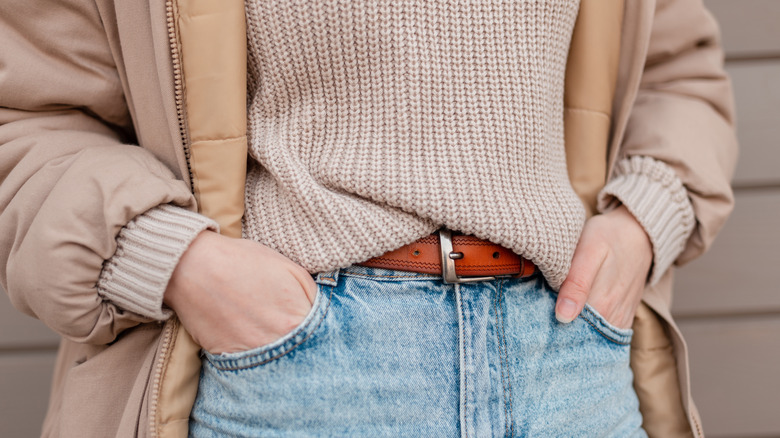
[556,206,653,329]
[164,231,318,354]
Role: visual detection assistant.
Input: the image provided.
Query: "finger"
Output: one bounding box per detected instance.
[291,266,318,305]
[303,276,318,305]
[556,241,607,324]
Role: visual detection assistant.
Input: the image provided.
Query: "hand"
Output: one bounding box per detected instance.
[555,205,653,329]
[163,231,318,354]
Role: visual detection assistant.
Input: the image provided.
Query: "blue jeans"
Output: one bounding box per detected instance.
[190,266,646,437]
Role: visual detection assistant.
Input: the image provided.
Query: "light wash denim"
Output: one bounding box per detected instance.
[190,266,646,437]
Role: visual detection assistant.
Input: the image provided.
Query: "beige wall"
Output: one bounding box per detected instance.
[671,1,780,436]
[0,293,58,436]
[1,0,778,436]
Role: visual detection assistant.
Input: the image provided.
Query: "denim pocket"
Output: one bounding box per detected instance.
[203,283,332,371]
[578,303,633,345]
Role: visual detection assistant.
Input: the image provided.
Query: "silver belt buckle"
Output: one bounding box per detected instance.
[438,229,497,284]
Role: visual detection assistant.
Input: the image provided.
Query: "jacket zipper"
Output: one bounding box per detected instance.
[148,320,175,438]
[167,0,194,189]
[149,2,191,437]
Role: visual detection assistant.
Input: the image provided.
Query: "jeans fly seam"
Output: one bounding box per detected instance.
[457,285,469,438]
[497,280,514,437]
[492,282,509,437]
[580,306,631,345]
[212,285,334,371]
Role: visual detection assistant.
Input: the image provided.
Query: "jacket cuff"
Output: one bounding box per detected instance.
[597,156,696,285]
[97,204,219,320]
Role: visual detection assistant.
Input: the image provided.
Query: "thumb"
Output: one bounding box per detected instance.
[556,242,606,323]
[296,269,319,305]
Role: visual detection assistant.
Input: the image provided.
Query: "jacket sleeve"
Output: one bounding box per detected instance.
[0,1,198,344]
[599,0,738,270]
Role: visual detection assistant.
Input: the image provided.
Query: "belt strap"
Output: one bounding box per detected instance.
[359,230,536,282]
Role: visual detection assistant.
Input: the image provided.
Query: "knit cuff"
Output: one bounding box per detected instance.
[97,204,219,320]
[597,156,695,285]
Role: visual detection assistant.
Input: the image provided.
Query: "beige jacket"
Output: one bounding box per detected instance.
[0,0,736,436]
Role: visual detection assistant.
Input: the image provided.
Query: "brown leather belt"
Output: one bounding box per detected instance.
[358,230,536,283]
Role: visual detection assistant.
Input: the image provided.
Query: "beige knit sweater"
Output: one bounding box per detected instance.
[98,0,694,320]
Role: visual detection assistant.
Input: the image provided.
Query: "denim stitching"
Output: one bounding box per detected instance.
[491,285,508,435]
[579,306,632,345]
[458,285,469,438]
[492,281,511,437]
[491,283,507,436]
[583,305,632,341]
[498,281,514,437]
[341,269,540,283]
[211,285,334,371]
[342,272,535,282]
[341,272,439,280]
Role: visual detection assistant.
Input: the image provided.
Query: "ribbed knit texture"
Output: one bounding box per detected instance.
[97,204,218,320]
[598,156,696,285]
[243,0,586,289]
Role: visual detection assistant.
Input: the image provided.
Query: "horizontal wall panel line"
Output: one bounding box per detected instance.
[713,435,780,438]
[673,309,780,321]
[732,183,780,192]
[0,344,59,355]
[726,53,780,62]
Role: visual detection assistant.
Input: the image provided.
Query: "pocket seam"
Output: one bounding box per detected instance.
[579,305,632,346]
[207,284,334,371]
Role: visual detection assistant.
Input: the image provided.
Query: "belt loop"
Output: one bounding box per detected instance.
[315,269,339,287]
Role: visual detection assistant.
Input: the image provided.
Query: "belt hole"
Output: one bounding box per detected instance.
[412,249,421,257]
[493,252,500,259]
